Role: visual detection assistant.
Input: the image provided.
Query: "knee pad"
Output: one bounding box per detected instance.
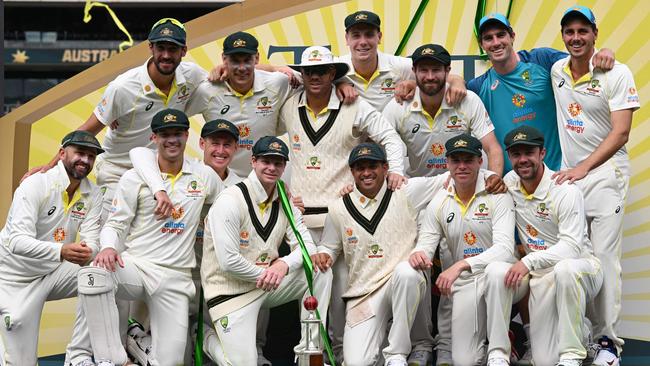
[77,266,128,365]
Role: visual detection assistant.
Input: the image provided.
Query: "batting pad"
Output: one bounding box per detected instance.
[77,266,128,365]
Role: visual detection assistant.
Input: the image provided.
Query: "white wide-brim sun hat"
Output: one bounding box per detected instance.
[289,45,350,81]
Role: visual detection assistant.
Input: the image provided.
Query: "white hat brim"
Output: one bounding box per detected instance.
[289,62,350,81]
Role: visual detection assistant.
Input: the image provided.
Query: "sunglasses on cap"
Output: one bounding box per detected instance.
[151,18,185,30]
[301,65,334,76]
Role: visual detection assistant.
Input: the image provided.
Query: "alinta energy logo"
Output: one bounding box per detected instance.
[463,231,484,258]
[525,224,546,250]
[238,125,254,150]
[162,206,186,235]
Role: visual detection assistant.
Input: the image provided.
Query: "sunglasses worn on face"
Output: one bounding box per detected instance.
[152,18,185,30]
[302,65,334,76]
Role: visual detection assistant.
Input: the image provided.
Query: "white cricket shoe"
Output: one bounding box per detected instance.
[555,359,582,366]
[488,356,510,366]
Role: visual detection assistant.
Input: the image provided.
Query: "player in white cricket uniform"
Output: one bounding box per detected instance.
[126,119,242,365]
[279,45,406,233]
[503,125,603,366]
[411,134,520,366]
[338,10,466,113]
[27,19,207,223]
[74,109,222,366]
[0,131,103,366]
[200,136,332,366]
[383,44,503,178]
[186,31,296,178]
[549,7,641,365]
[314,142,445,366]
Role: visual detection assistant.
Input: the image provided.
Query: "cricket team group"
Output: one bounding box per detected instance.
[0,5,641,366]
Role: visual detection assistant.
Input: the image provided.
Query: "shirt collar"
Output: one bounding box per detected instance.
[445,170,488,197]
[350,180,388,209]
[562,50,598,84]
[158,157,194,179]
[139,58,184,94]
[246,170,279,205]
[298,88,340,111]
[54,160,92,195]
[511,163,554,200]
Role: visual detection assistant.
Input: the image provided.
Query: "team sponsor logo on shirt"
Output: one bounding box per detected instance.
[427,144,447,170]
[162,206,186,234]
[472,203,490,220]
[586,79,601,95]
[110,198,118,213]
[380,78,395,95]
[186,180,204,198]
[306,156,322,170]
[511,93,537,123]
[525,224,546,250]
[176,85,190,102]
[463,231,484,257]
[238,125,254,150]
[345,227,359,245]
[490,79,499,90]
[47,206,57,216]
[145,101,154,111]
[71,201,87,220]
[177,85,190,102]
[512,94,526,107]
[367,244,384,259]
[628,87,639,103]
[240,230,250,247]
[535,202,550,221]
[256,96,274,116]
[256,252,270,266]
[97,97,108,116]
[445,115,463,130]
[292,134,301,151]
[565,102,585,133]
[53,227,66,242]
[219,316,231,333]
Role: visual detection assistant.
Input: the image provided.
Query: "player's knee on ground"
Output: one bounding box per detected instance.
[78,266,128,365]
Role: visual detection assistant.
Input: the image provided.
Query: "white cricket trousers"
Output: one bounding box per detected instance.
[209,268,332,366]
[343,262,426,366]
[576,162,628,351]
[529,257,603,366]
[80,256,195,366]
[450,261,528,366]
[0,262,91,366]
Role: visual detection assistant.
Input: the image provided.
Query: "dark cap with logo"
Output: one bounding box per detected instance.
[348,142,387,167]
[561,5,597,27]
[201,119,240,140]
[504,125,545,150]
[148,18,186,46]
[252,136,289,161]
[345,11,381,31]
[478,13,512,36]
[151,108,190,133]
[445,134,483,157]
[223,31,259,55]
[411,44,451,66]
[61,130,104,154]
